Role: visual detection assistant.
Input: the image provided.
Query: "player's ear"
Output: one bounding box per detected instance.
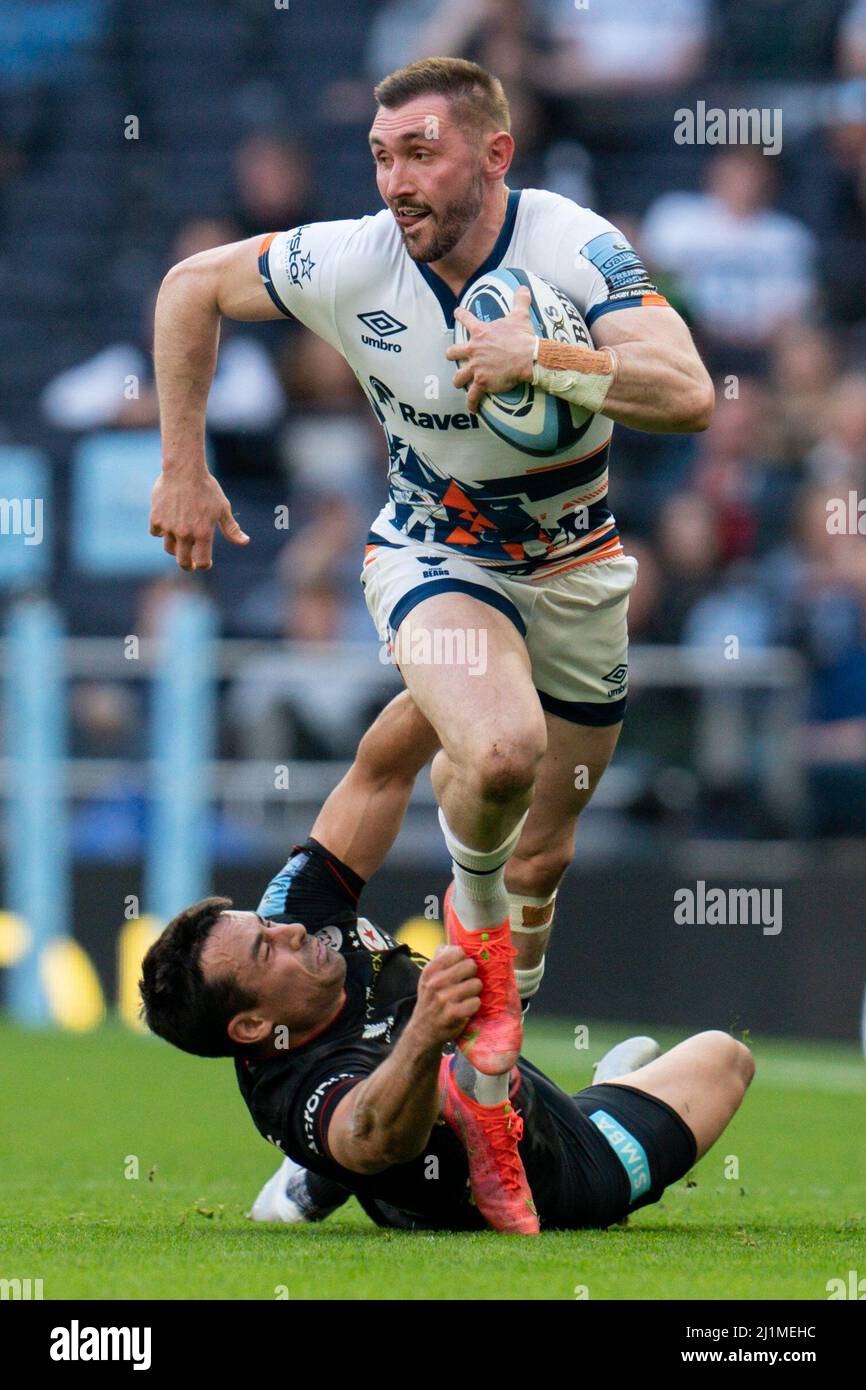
[228,1010,272,1047]
[484,129,514,180]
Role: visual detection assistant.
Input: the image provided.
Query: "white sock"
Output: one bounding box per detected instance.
[453,1051,510,1106]
[439,807,528,932]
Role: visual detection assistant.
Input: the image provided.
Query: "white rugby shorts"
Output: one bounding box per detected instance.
[360,537,638,726]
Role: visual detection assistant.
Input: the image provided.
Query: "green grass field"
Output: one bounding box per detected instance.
[1,1017,863,1301]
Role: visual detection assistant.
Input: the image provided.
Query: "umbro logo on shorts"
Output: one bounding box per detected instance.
[602,664,628,684]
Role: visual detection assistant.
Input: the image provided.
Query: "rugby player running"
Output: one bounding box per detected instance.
[149,58,714,1232]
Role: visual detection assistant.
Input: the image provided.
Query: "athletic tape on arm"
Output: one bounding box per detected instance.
[531,339,618,414]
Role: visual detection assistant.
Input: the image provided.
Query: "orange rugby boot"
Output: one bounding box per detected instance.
[440,1055,539,1235]
[443,882,523,1075]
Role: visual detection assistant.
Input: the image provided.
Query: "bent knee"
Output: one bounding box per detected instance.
[733,1038,756,1089]
[475,745,542,800]
[698,1030,755,1094]
[472,734,545,804]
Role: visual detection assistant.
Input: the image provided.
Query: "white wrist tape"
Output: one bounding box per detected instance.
[532,346,618,414]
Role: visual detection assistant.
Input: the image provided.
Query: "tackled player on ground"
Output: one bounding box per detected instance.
[140,835,753,1235]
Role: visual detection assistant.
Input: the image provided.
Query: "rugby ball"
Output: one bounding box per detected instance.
[454,267,596,458]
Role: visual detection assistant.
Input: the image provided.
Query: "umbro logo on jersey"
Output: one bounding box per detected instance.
[602,664,628,685]
[358,310,407,352]
[358,310,407,337]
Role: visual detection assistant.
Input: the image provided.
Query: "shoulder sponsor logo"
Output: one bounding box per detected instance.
[359,309,407,352]
[282,225,315,289]
[580,231,655,297]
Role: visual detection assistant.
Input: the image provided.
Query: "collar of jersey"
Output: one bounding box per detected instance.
[414,188,522,328]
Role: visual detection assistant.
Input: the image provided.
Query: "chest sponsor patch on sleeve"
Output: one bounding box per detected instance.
[580,231,656,297]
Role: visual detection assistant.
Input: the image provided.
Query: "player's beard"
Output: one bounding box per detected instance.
[401,170,485,264]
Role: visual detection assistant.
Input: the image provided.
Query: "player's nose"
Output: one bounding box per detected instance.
[269,921,308,949]
[385,160,414,202]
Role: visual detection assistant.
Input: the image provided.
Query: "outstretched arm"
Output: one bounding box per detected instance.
[150,236,284,571]
[326,946,481,1174]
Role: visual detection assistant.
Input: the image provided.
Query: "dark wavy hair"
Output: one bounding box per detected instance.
[139,896,257,1058]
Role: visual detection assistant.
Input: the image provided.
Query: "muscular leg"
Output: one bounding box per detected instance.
[506,712,622,983]
[395,593,547,1084]
[313,591,549,878]
[397,593,547,850]
[312,689,623,988]
[309,691,439,880]
[604,1031,756,1159]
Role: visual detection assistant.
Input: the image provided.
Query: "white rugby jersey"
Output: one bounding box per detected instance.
[259,189,666,575]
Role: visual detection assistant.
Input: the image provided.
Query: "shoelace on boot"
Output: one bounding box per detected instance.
[477,1103,527,1193]
[465,928,518,1015]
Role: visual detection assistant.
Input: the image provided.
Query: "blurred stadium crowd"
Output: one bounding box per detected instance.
[2,0,866,846]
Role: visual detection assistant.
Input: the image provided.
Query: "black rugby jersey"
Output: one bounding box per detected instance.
[234,843,622,1230]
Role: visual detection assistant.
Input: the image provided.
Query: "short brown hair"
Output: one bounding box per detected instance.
[374,57,510,139]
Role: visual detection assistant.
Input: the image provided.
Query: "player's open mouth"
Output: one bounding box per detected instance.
[315,936,327,968]
[394,208,430,230]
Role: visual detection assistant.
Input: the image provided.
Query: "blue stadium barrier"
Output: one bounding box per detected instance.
[3,598,70,1023]
[0,446,51,590]
[144,591,218,922]
[70,431,181,578]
